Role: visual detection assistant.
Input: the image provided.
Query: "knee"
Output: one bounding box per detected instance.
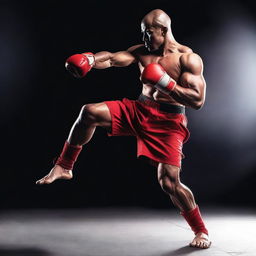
[159,176,179,195]
[78,104,98,124]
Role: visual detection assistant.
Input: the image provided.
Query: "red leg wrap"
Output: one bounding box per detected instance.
[181,205,208,235]
[55,141,82,170]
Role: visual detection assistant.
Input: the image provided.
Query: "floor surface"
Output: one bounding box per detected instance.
[0,207,255,256]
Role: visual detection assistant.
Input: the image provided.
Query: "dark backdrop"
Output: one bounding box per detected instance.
[1,0,256,209]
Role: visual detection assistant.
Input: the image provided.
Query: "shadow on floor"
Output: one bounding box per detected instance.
[160,246,197,256]
[0,247,52,256]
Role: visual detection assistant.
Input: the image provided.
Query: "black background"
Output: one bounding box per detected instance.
[1,0,256,209]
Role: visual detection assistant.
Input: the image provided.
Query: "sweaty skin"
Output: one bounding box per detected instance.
[36,9,210,249]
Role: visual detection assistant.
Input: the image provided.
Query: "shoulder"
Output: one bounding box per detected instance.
[127,44,147,57]
[127,44,144,52]
[125,44,147,62]
[178,44,193,53]
[180,52,203,74]
[127,44,145,56]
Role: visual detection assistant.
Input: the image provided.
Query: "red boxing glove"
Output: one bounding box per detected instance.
[65,52,95,78]
[141,63,176,94]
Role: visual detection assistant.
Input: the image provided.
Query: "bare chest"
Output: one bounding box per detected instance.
[138,53,183,82]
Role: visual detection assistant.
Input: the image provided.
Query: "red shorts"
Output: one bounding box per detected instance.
[104,95,190,167]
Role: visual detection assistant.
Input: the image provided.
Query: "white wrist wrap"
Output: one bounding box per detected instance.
[82,54,95,66]
[155,72,176,94]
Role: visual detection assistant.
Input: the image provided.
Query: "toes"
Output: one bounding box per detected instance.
[36,176,51,185]
[36,179,45,185]
[189,241,196,247]
[201,240,211,249]
[199,241,204,248]
[205,241,212,249]
[190,239,211,249]
[36,179,44,185]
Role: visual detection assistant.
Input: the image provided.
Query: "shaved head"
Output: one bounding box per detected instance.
[142,9,171,30]
[141,9,173,52]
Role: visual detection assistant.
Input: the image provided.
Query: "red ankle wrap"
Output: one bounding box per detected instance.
[55,141,82,170]
[181,205,208,235]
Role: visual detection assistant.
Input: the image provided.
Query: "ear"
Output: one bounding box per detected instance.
[161,26,168,36]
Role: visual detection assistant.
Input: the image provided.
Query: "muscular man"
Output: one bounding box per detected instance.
[36,9,211,249]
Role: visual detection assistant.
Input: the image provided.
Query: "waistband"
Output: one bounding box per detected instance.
[138,94,185,114]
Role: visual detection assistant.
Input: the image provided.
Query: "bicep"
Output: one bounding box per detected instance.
[111,51,136,67]
[180,71,205,93]
[180,53,206,92]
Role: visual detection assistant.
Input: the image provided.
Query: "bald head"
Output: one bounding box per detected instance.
[142,9,171,30]
[141,9,173,52]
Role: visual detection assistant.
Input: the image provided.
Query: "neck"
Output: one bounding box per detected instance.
[162,32,179,55]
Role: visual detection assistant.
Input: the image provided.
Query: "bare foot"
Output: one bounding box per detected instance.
[36,165,73,185]
[189,232,211,249]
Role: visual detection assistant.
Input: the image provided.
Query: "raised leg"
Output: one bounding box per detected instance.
[36,102,111,185]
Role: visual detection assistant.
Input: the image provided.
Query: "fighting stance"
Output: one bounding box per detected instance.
[36,9,211,249]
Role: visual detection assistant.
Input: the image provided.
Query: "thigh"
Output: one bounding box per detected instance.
[85,102,112,129]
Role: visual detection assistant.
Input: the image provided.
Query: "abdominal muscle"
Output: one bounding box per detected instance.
[141,84,184,106]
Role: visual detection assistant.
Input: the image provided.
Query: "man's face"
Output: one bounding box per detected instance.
[141,22,164,52]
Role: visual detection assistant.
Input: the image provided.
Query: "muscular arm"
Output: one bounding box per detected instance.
[172,53,206,109]
[93,45,142,69]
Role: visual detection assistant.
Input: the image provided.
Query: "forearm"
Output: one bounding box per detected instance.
[93,50,136,69]
[141,63,205,109]
[93,51,113,69]
[171,84,204,109]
